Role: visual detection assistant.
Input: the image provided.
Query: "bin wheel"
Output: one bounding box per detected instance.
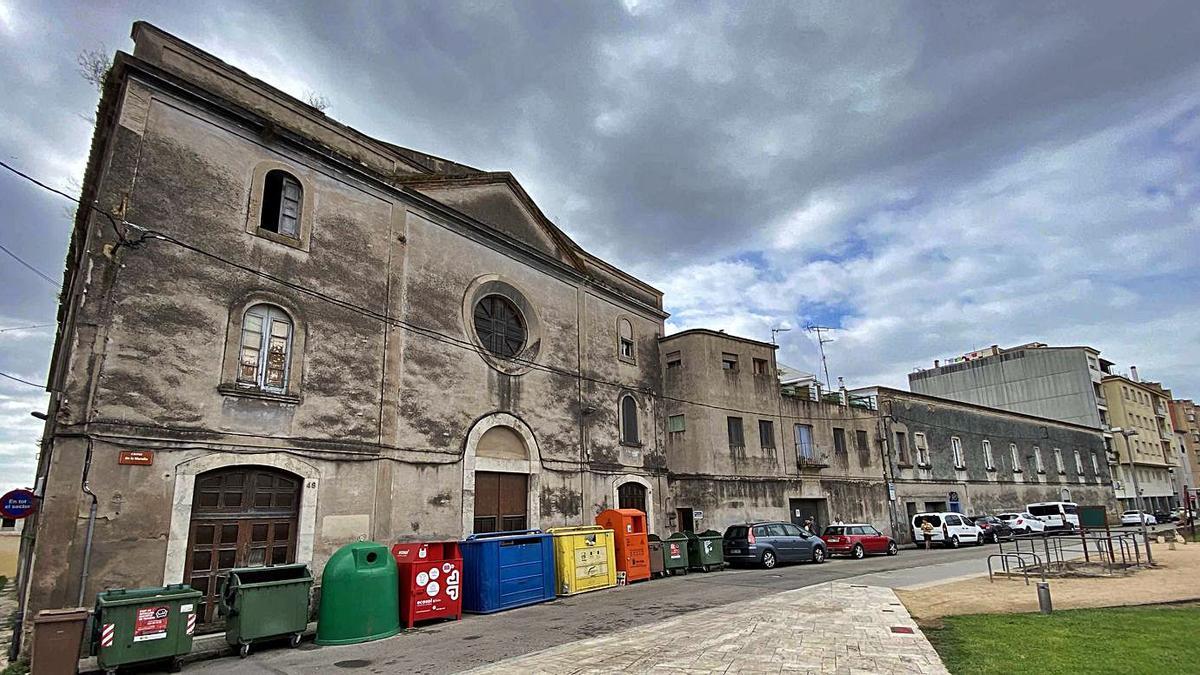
[104,669,118,675]
[169,657,183,673]
[290,633,303,648]
[239,642,250,658]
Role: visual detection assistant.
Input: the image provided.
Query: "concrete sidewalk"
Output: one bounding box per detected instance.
[465,582,948,675]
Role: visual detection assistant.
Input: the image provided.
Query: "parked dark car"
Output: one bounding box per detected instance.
[1153,510,1174,524]
[821,524,898,558]
[971,515,1014,543]
[722,521,827,569]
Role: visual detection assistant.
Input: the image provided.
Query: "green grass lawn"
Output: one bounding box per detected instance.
[924,604,1200,675]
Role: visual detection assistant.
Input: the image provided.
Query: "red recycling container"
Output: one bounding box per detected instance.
[391,541,463,628]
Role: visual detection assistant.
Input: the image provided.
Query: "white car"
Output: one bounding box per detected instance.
[1121,510,1157,526]
[911,512,984,548]
[998,512,1046,534]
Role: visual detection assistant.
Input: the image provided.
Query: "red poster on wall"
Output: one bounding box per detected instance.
[133,605,170,642]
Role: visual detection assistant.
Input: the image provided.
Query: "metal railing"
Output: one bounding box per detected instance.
[988,552,1045,585]
[995,529,1151,576]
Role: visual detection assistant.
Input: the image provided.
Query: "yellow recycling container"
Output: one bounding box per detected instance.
[546,525,617,596]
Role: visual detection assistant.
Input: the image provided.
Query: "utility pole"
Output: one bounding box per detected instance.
[805,324,836,391]
[1114,427,1153,565]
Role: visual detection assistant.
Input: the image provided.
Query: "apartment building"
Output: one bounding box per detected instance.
[1102,375,1180,512]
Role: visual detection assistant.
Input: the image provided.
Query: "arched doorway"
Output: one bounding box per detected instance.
[462,412,541,536]
[618,482,647,513]
[183,466,300,625]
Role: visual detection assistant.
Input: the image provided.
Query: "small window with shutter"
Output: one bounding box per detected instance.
[260,170,303,238]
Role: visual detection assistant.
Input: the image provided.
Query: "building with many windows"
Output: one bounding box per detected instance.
[1101,375,1181,512]
[1169,399,1200,509]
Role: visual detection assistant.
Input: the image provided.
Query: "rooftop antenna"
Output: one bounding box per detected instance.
[770,326,791,345]
[805,323,837,390]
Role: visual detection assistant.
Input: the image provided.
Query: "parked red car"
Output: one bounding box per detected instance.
[821,524,898,559]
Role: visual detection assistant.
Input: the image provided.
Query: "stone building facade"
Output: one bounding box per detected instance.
[853,387,1117,542]
[1101,375,1180,511]
[21,23,668,631]
[660,330,887,535]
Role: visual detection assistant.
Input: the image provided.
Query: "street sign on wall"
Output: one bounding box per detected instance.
[0,488,37,519]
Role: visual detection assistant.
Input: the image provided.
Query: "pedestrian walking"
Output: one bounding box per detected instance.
[920,518,934,550]
[802,516,815,533]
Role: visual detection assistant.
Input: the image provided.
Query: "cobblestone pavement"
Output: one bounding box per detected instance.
[465,582,948,675]
[0,580,18,667]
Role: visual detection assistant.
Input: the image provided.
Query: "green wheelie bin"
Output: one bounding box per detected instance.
[92,584,202,674]
[686,530,725,572]
[663,532,691,575]
[220,564,313,658]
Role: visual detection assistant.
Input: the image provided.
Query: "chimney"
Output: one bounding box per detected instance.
[1130,366,1140,382]
[934,359,940,368]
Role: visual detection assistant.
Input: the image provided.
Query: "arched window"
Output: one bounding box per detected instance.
[238,304,293,392]
[473,295,526,358]
[260,170,303,238]
[620,394,639,445]
[618,318,635,362]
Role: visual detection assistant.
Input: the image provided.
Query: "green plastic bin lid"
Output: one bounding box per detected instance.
[96,584,201,607]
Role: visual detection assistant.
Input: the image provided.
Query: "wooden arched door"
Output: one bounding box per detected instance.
[183,466,300,626]
[618,482,648,514]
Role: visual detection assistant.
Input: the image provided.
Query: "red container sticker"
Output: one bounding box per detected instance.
[133,606,169,642]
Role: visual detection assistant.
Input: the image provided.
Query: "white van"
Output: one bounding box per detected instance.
[910,512,984,548]
[1026,501,1079,530]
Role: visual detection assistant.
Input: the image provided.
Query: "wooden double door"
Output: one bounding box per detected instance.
[183,467,300,626]
[473,471,528,534]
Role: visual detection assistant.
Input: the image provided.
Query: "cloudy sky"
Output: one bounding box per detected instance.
[2,1,1199,492]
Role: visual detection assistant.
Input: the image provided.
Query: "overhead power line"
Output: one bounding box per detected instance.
[0,371,44,388]
[0,323,55,333]
[0,243,61,289]
[2,158,880,424]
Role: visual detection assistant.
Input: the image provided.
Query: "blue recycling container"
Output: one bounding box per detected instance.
[460,529,555,613]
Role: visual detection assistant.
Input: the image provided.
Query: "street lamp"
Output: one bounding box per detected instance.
[1112,427,1153,564]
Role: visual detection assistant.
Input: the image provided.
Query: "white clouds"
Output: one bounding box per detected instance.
[663,94,1200,394]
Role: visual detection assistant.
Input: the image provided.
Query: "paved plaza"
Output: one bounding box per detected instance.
[466,582,948,675]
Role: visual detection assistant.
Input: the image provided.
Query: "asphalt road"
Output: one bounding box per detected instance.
[187,542,1003,675]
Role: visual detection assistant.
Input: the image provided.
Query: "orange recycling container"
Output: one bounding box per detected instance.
[595,508,651,583]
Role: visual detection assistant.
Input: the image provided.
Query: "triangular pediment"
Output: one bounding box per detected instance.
[404,174,584,271]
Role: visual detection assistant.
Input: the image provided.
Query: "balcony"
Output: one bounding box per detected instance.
[796,446,829,469]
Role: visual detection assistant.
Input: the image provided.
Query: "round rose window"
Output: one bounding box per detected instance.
[472,295,526,358]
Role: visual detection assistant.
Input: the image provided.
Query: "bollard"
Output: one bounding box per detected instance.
[1037,582,1053,615]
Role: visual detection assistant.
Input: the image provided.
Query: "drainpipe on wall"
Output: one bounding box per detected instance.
[78,438,99,607]
[879,400,902,540]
